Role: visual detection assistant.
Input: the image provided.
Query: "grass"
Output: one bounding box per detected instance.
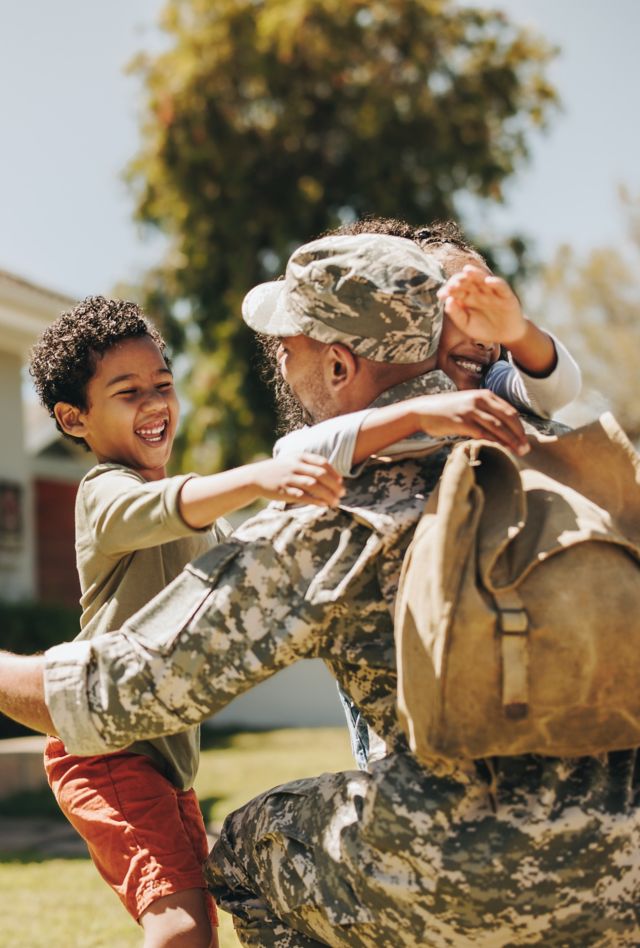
[0,727,355,947]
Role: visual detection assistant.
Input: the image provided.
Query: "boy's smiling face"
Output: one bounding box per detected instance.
[436,315,499,390]
[433,251,499,390]
[59,335,179,481]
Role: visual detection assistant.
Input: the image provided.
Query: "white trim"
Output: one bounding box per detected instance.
[0,268,76,357]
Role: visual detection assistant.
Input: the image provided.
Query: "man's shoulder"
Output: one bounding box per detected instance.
[369,369,455,410]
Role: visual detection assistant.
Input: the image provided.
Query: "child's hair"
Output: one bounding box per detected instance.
[325,217,488,279]
[323,215,417,242]
[413,220,488,278]
[29,295,168,448]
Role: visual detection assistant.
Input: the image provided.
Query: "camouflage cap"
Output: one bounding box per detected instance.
[242,233,444,363]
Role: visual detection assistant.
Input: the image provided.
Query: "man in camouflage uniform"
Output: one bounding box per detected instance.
[1,234,639,946]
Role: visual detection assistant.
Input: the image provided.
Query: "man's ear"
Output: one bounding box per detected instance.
[53,402,88,440]
[326,344,357,391]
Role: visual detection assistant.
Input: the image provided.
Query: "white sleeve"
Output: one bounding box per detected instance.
[272,409,373,476]
[484,331,582,418]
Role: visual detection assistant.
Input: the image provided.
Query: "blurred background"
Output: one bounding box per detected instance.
[1,2,638,942]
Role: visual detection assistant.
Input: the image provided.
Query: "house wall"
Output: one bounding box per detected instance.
[0,269,76,604]
[0,350,34,600]
[208,659,345,730]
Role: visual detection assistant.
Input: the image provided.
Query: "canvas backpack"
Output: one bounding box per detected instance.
[395,412,640,761]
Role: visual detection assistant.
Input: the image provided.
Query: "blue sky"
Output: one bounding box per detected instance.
[1,0,638,299]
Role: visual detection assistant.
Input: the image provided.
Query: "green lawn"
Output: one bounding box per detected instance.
[0,727,355,947]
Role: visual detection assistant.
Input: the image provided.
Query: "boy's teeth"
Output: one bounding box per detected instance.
[136,422,166,442]
[457,360,482,374]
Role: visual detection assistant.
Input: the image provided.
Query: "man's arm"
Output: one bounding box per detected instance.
[0,512,354,754]
[40,505,379,756]
[0,652,54,734]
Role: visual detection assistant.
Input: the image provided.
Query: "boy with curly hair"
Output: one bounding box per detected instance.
[29,296,343,948]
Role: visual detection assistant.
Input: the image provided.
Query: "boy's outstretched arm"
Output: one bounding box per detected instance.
[179,454,344,528]
[438,265,558,377]
[0,652,53,734]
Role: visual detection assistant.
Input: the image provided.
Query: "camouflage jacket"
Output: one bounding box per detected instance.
[44,371,640,942]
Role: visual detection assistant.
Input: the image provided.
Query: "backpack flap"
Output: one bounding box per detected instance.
[396,413,640,761]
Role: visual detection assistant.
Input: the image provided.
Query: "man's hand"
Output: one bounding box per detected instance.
[252,453,345,506]
[0,652,54,734]
[437,265,527,346]
[409,390,530,456]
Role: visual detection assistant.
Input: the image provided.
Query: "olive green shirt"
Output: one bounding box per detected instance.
[73,462,226,788]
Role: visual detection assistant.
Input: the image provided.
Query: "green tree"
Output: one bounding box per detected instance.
[128,0,558,470]
[534,188,640,442]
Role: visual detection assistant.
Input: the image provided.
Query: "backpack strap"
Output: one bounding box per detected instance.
[493,587,529,720]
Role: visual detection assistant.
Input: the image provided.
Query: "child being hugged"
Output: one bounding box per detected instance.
[271,259,580,481]
[263,225,581,771]
[29,296,343,948]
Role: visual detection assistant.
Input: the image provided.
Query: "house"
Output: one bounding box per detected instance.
[0,267,345,731]
[0,268,92,608]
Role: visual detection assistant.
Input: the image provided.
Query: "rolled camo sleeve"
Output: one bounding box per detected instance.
[45,639,112,754]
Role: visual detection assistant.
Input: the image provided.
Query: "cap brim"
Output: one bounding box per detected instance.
[241,281,301,337]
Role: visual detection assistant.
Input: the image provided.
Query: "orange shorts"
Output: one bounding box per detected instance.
[44,736,218,925]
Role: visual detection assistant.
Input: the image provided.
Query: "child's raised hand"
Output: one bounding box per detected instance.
[254,453,345,507]
[411,390,529,456]
[437,265,527,346]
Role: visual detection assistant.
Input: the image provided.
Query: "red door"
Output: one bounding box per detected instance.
[34,479,79,608]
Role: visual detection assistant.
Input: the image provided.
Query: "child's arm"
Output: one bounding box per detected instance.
[178,454,344,528]
[437,264,558,376]
[438,264,581,415]
[276,389,530,477]
[351,389,529,461]
[274,413,371,476]
[484,334,581,417]
[83,456,343,554]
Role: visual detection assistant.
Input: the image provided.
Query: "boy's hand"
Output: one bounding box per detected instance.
[411,390,530,456]
[254,454,345,507]
[437,265,527,346]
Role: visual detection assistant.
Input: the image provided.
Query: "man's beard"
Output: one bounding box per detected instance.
[255,334,309,434]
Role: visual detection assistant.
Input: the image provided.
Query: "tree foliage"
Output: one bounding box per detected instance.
[128,0,558,470]
[534,188,640,442]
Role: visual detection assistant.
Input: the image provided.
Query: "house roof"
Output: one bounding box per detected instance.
[0,267,76,358]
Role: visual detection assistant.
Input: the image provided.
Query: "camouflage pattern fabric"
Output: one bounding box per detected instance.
[241,233,444,363]
[207,750,640,947]
[44,372,640,946]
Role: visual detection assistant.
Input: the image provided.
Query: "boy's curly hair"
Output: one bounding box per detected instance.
[29,295,168,447]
